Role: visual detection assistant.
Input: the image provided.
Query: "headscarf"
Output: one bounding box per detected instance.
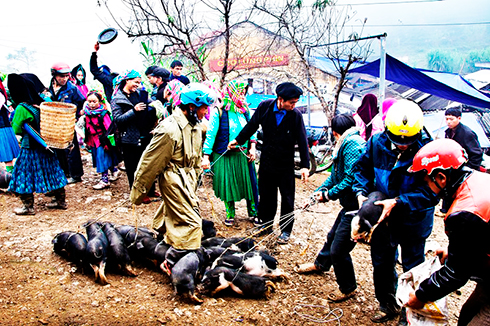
[19,73,47,94]
[7,73,44,106]
[356,93,378,140]
[71,64,86,86]
[166,79,184,107]
[84,90,108,116]
[381,98,397,121]
[112,69,141,97]
[222,80,249,114]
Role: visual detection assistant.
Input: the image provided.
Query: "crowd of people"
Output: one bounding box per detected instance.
[0,53,488,325]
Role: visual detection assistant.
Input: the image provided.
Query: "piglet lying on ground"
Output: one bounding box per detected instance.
[171,249,208,304]
[84,221,109,285]
[212,250,289,279]
[350,191,387,243]
[198,266,276,298]
[52,231,87,267]
[102,222,138,277]
[201,236,255,252]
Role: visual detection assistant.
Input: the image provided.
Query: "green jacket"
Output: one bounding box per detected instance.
[130,108,203,250]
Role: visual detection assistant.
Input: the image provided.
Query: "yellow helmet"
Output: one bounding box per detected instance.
[385,99,423,146]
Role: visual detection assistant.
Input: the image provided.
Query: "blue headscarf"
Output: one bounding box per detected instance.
[112,69,141,97]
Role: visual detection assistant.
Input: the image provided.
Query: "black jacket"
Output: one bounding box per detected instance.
[111,89,156,145]
[235,99,309,173]
[90,52,116,102]
[416,171,490,303]
[445,122,483,170]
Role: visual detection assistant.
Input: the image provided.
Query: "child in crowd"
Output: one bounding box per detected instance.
[82,90,120,189]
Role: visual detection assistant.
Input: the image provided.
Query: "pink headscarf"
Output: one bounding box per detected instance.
[381,98,397,121]
[202,81,224,120]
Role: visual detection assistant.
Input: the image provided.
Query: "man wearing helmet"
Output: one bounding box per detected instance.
[352,100,440,323]
[407,139,490,325]
[130,82,215,273]
[48,62,86,185]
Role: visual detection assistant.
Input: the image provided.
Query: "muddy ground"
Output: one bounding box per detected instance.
[0,153,474,325]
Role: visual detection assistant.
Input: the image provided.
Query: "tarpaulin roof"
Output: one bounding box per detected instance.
[349,54,490,109]
[246,93,320,109]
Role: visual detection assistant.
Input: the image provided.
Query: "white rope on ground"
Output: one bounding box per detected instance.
[82,199,129,229]
[293,304,343,324]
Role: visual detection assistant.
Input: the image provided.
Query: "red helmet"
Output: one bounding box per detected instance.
[51,62,71,75]
[409,139,468,175]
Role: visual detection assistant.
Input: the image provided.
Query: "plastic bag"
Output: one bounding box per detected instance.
[396,256,449,326]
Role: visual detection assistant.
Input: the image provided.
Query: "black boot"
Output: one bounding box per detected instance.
[46,188,67,210]
[14,194,35,215]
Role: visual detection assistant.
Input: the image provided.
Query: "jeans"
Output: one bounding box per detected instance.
[314,205,358,294]
[370,222,426,313]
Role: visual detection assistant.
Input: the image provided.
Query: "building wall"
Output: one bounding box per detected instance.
[203,22,338,96]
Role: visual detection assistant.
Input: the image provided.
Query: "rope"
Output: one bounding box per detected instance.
[293,304,343,324]
[82,199,129,229]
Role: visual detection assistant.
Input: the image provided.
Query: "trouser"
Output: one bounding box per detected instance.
[370,222,426,313]
[257,169,295,234]
[55,134,84,179]
[121,136,153,190]
[315,205,358,294]
[224,200,257,219]
[459,282,490,326]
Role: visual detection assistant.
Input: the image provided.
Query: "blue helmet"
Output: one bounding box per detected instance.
[180,83,215,107]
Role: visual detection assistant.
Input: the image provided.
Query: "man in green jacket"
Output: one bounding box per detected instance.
[130,83,215,272]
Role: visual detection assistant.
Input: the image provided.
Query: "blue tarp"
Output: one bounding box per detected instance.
[348,54,490,109]
[246,93,320,109]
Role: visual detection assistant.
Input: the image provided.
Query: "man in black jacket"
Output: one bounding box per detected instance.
[90,43,118,102]
[445,108,483,170]
[407,139,490,325]
[228,82,310,244]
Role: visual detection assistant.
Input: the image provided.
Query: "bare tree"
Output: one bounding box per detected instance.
[104,0,255,85]
[253,0,373,120]
[6,47,37,73]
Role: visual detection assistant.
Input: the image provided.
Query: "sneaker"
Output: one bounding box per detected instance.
[67,177,82,184]
[295,263,322,274]
[252,216,262,227]
[327,288,356,302]
[277,232,290,244]
[109,170,120,182]
[370,308,399,323]
[224,217,235,227]
[142,196,152,204]
[93,181,110,190]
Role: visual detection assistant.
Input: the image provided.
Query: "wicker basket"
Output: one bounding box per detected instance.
[40,102,77,149]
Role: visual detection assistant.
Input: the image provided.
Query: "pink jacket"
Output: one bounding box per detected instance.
[84,111,112,148]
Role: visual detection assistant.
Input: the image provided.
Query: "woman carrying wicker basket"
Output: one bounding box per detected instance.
[7,74,68,215]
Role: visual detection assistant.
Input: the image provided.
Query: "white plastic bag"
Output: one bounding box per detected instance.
[396,256,449,326]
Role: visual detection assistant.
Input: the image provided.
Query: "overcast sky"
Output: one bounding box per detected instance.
[1,0,489,85]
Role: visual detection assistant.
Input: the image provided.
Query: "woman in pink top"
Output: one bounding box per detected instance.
[353,93,384,140]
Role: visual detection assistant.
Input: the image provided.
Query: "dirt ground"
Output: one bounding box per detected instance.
[0,152,475,325]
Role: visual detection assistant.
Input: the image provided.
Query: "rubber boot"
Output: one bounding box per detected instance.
[14,193,35,215]
[46,188,67,210]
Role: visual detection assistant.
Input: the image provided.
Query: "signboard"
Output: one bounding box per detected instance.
[209,54,289,72]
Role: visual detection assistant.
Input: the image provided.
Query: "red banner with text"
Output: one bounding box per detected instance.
[209,54,289,72]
